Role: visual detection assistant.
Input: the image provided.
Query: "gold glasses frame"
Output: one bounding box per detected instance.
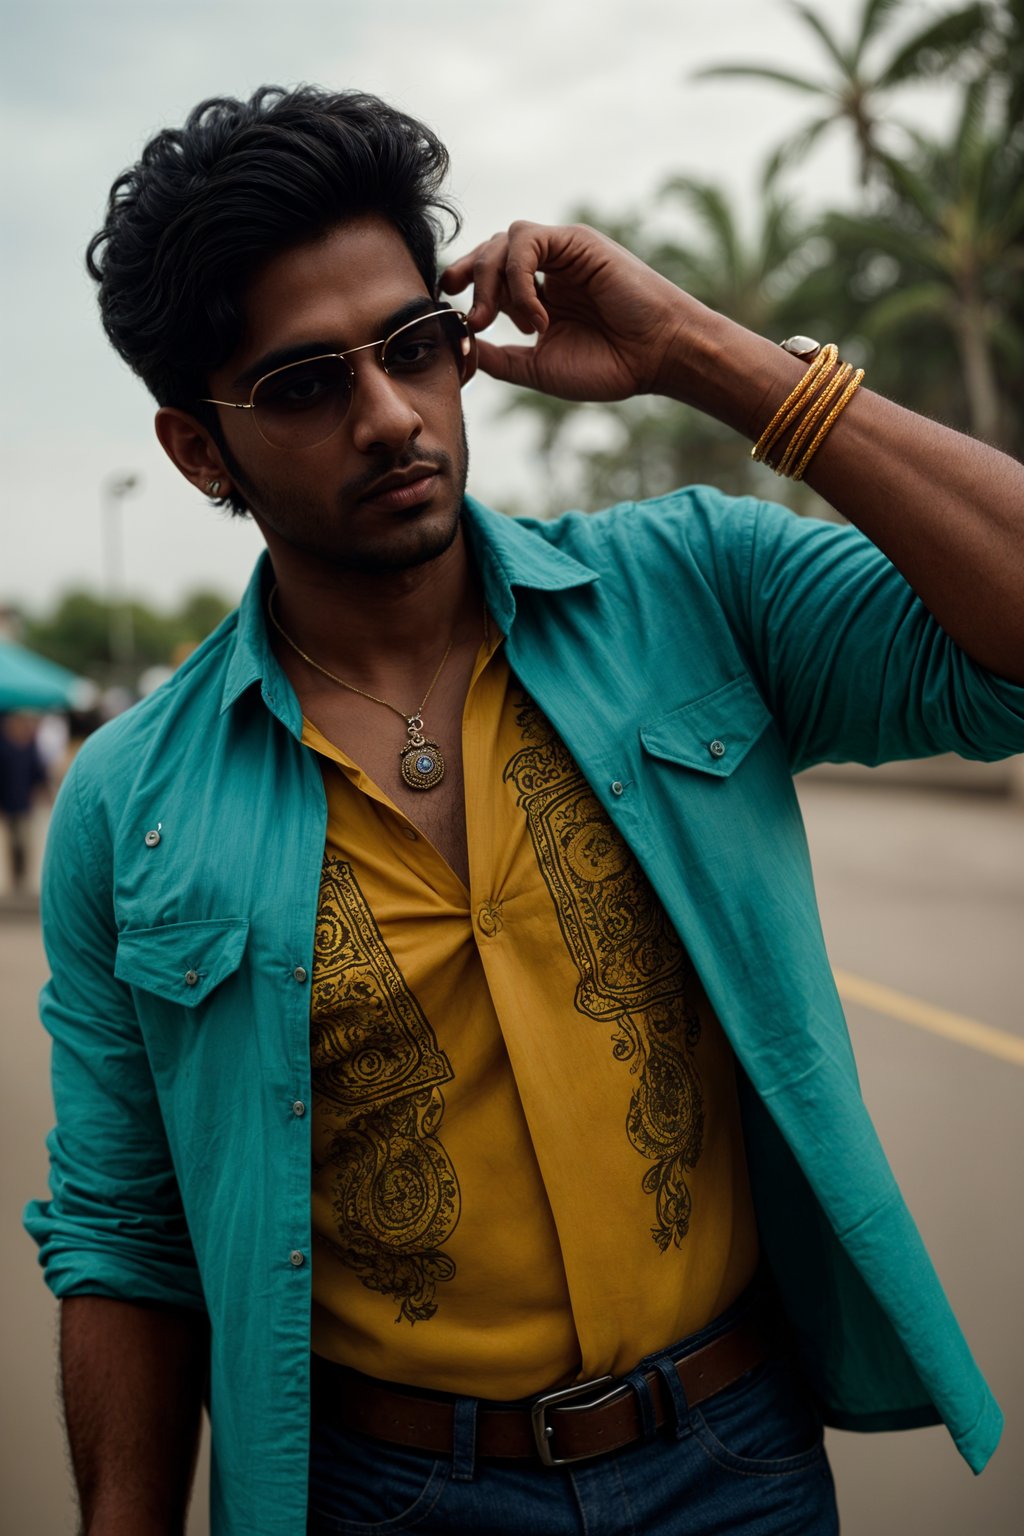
[200,306,476,450]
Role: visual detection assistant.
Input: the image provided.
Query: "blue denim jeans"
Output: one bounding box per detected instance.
[308,1296,839,1535]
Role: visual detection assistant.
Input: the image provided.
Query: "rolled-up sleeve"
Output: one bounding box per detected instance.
[736,498,1024,773]
[23,755,204,1309]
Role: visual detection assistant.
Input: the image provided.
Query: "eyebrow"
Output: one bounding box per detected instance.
[231,297,441,391]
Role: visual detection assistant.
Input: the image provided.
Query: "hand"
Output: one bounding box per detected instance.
[440,221,693,402]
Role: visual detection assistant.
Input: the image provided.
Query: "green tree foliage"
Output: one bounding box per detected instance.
[977,0,1024,129]
[509,1,1021,511]
[821,75,1024,451]
[505,175,838,516]
[22,588,234,684]
[176,590,236,646]
[694,0,992,186]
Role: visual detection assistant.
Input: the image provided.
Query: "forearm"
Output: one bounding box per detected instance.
[453,217,1024,681]
[61,1296,209,1536]
[661,306,1024,684]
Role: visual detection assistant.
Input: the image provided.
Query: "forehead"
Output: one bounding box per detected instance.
[229,216,431,373]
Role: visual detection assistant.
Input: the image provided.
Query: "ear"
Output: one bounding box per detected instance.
[155,407,234,500]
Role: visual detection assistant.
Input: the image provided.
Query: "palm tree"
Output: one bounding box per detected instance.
[983,0,1024,132]
[822,76,1024,448]
[502,177,840,514]
[695,0,991,185]
[650,170,824,338]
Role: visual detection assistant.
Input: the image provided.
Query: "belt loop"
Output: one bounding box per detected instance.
[652,1357,690,1441]
[623,1367,658,1442]
[450,1394,478,1483]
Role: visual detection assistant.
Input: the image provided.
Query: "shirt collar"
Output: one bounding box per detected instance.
[462,494,598,632]
[219,495,599,724]
[219,554,298,727]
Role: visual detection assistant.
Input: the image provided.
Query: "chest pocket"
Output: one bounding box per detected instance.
[640,675,772,777]
[114,918,250,1007]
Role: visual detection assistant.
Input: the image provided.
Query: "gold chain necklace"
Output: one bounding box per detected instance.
[267,583,455,790]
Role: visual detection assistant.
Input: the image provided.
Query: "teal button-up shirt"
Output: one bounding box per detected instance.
[26,489,1024,1532]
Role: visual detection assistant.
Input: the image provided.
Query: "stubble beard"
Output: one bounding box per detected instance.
[217,418,471,575]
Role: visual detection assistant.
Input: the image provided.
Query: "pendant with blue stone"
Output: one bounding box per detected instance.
[400,717,445,790]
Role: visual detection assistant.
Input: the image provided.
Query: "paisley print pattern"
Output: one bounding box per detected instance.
[311,857,460,1322]
[504,700,704,1249]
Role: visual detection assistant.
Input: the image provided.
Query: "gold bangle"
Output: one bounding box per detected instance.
[776,362,852,478]
[751,344,836,464]
[751,344,838,465]
[792,369,865,480]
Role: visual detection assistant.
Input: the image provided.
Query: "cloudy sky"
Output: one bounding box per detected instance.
[2,0,952,613]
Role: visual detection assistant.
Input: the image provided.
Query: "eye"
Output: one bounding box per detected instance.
[384,317,449,374]
[391,339,438,366]
[256,359,347,414]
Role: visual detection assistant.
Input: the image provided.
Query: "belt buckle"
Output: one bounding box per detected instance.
[530,1374,617,1467]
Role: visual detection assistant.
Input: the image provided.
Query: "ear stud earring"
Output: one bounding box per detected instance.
[205,479,223,496]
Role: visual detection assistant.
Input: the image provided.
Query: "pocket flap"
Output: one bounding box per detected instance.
[640,675,772,777]
[115,918,250,1007]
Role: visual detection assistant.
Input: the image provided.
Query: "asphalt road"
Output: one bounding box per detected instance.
[2,777,1021,1534]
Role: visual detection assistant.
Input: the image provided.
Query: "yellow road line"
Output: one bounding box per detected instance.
[833,968,1024,1068]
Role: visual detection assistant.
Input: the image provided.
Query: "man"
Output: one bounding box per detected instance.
[25,85,1024,1536]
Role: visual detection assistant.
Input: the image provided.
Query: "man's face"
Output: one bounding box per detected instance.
[204,216,470,574]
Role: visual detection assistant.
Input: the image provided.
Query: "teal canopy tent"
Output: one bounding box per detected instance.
[0,640,88,711]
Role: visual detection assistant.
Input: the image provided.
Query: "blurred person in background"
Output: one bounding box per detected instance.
[23,86,1024,1536]
[35,711,72,784]
[0,712,49,892]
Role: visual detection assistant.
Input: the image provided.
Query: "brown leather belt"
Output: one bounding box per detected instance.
[311,1312,776,1468]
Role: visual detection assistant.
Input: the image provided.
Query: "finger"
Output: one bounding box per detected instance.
[440,231,505,291]
[439,245,483,297]
[504,223,550,336]
[441,235,508,331]
[444,225,551,336]
[496,276,546,336]
[474,337,540,389]
[472,262,544,337]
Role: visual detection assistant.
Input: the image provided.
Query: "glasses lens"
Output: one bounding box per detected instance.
[383,311,474,383]
[252,356,352,449]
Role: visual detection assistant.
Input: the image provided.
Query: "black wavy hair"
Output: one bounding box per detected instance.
[86,85,461,515]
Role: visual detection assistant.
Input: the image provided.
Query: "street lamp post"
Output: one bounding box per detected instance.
[101,472,141,681]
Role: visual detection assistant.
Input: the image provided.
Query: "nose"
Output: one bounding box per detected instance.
[346,352,423,456]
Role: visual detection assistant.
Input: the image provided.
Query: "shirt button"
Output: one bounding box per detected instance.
[292,966,308,983]
[610,781,624,796]
[709,739,727,759]
[144,829,161,847]
[291,1100,306,1118]
[184,970,199,987]
[289,1249,305,1267]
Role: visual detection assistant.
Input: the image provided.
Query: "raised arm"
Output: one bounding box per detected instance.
[442,222,1024,683]
[61,1297,208,1536]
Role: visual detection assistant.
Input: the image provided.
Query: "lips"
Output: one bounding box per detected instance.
[359,467,441,511]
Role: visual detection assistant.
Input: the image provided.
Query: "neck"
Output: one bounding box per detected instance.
[264,524,480,692]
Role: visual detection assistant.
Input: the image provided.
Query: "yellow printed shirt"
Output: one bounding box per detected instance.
[305,635,759,1399]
